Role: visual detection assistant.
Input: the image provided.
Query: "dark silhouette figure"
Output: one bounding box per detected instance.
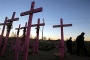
[66,37,72,54]
[76,32,89,56]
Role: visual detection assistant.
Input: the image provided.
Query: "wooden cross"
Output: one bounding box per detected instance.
[12,24,21,60]
[53,18,72,58]
[34,18,45,53]
[28,18,45,53]
[0,17,8,46]
[11,24,23,60]
[20,1,43,60]
[1,12,19,56]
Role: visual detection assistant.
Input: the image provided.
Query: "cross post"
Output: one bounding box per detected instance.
[20,1,43,60]
[11,24,21,60]
[34,18,45,53]
[53,18,72,58]
[0,17,8,46]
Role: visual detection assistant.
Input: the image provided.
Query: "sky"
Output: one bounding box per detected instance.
[0,0,90,41]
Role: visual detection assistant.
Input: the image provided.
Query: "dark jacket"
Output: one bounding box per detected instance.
[76,35,85,45]
[66,39,72,48]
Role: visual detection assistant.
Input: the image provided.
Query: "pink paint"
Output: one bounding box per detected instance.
[53,18,72,58]
[20,1,43,60]
[1,12,19,56]
[0,17,8,46]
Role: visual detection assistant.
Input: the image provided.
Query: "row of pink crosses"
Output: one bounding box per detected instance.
[0,1,72,60]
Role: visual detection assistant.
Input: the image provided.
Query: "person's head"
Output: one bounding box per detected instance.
[69,37,72,40]
[81,32,85,36]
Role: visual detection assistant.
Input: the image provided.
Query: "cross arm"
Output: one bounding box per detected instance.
[53,24,72,28]
[53,25,60,28]
[62,24,72,27]
[15,27,25,30]
[15,23,45,30]
[15,26,27,30]
[0,23,9,25]
[31,23,45,27]
[6,18,19,22]
[20,7,43,16]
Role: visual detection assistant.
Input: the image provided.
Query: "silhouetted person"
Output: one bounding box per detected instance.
[76,32,89,56]
[66,37,72,54]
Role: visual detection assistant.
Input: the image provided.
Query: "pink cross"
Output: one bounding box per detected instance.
[20,1,43,60]
[11,24,23,60]
[31,18,45,53]
[53,18,72,58]
[1,12,19,56]
[35,18,45,53]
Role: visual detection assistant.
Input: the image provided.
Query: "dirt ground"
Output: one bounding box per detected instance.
[0,39,90,60]
[0,49,90,60]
